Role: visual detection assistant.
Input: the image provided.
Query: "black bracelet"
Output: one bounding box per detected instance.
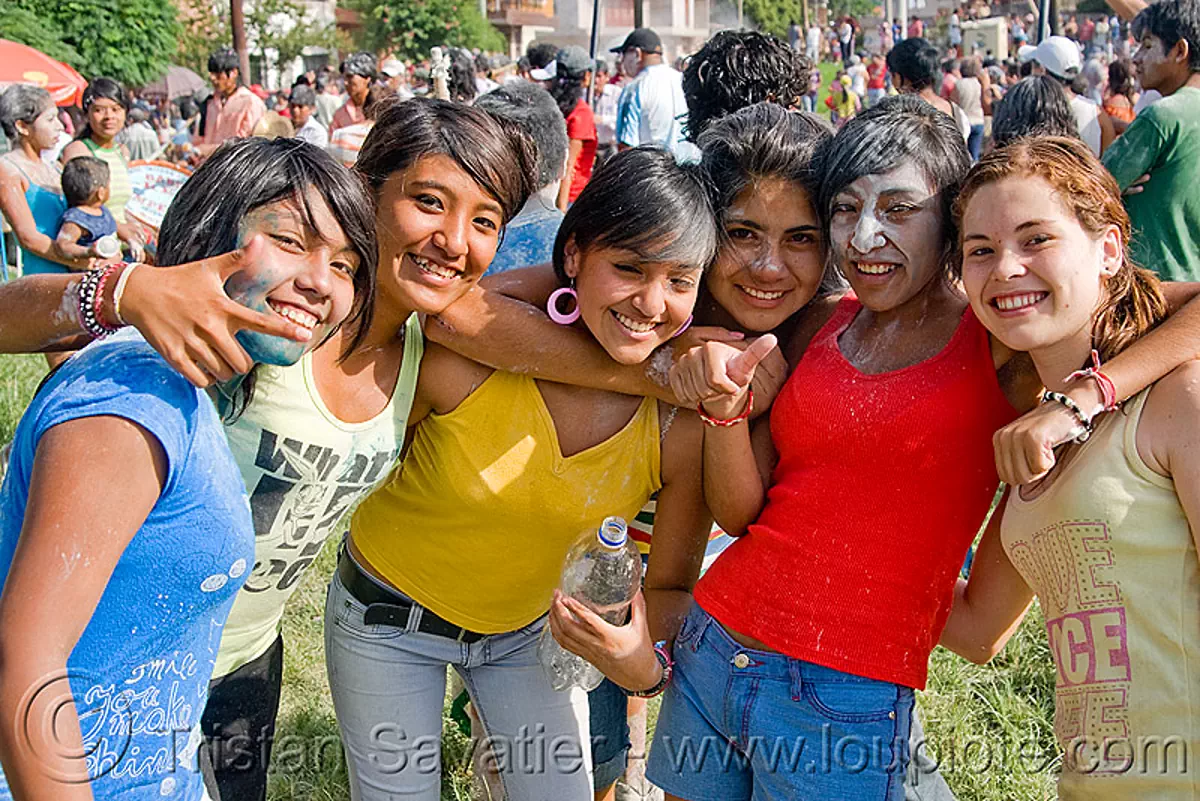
[1041,390,1094,443]
[628,645,673,698]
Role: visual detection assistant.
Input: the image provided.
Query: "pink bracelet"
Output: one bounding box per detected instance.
[1066,348,1118,412]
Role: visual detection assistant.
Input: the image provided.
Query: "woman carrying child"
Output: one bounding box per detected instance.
[0,86,80,275]
[60,78,141,258]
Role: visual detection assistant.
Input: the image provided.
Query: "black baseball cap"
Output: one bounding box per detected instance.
[610,28,663,54]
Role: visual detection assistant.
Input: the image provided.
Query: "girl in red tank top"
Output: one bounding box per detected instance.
[648,96,1200,801]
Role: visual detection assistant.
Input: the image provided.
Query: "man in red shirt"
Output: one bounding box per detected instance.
[196,48,266,158]
[866,52,888,105]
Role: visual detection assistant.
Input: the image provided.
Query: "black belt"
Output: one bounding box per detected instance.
[337,547,487,643]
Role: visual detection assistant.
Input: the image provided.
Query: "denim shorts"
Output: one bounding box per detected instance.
[646,602,914,801]
[589,678,631,791]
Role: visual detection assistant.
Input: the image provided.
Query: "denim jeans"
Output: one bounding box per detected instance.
[324,567,593,801]
[967,124,985,161]
[647,602,913,801]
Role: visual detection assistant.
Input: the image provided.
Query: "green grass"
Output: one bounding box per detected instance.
[0,353,1060,800]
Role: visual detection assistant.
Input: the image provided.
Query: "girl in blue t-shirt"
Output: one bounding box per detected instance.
[0,137,375,801]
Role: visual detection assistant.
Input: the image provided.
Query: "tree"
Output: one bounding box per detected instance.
[0,1,80,66]
[243,0,345,78]
[743,0,872,35]
[177,0,345,84]
[9,0,180,87]
[349,0,506,61]
[742,0,805,37]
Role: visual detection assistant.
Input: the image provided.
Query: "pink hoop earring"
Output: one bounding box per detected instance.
[671,314,693,338]
[547,286,581,325]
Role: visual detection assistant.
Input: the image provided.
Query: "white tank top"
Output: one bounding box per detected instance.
[1071,94,1102,156]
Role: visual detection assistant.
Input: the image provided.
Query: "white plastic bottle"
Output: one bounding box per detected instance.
[538,516,644,691]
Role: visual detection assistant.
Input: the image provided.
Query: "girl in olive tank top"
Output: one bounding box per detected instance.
[943,138,1200,800]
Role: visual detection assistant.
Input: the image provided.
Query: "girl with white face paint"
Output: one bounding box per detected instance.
[660,96,1200,801]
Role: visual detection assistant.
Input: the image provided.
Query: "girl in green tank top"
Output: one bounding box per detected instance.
[942,138,1200,799]
[61,79,136,254]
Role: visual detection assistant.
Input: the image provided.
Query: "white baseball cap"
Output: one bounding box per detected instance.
[1030,35,1081,79]
[380,58,404,77]
[1017,44,1037,63]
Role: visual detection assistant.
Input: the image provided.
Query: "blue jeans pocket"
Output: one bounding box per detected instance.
[803,679,902,724]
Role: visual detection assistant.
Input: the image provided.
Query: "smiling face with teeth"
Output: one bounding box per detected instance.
[829,163,948,314]
[706,178,826,333]
[372,154,505,326]
[563,236,703,365]
[960,175,1122,357]
[224,191,359,366]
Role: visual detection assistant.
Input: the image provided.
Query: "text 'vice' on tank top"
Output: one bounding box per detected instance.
[695,294,1018,689]
[1002,388,1200,800]
[350,370,663,634]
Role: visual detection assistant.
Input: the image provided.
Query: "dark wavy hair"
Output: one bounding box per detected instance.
[1108,59,1136,100]
[76,77,129,143]
[700,103,842,297]
[158,137,377,418]
[548,68,587,119]
[818,95,971,273]
[682,30,814,142]
[1133,0,1200,72]
[991,75,1081,148]
[886,37,941,91]
[355,97,537,227]
[447,47,478,104]
[552,147,718,284]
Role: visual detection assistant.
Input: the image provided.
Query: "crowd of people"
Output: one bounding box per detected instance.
[0,1,1197,800]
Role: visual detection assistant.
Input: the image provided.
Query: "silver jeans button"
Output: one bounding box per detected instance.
[733,653,751,669]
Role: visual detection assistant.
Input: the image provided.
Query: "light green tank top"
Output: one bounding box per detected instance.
[1002,388,1200,799]
[82,138,132,224]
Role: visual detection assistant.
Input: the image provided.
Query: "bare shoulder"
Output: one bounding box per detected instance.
[660,406,704,483]
[1137,359,1200,475]
[784,291,846,368]
[417,340,496,414]
[60,140,89,163]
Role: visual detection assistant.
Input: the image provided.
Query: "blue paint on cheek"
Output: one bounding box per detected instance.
[225,273,308,367]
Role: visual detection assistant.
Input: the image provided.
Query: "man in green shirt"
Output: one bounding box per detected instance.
[1102,0,1200,281]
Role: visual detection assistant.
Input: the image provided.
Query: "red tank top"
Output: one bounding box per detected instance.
[694,296,1018,689]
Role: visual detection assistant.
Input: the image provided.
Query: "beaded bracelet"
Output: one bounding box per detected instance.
[629,644,674,698]
[697,389,754,428]
[77,263,125,340]
[1041,390,1094,444]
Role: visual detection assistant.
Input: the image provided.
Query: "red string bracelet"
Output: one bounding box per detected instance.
[697,389,753,428]
[1066,349,1118,412]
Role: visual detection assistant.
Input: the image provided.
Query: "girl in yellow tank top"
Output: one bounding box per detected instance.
[329,148,718,800]
[942,138,1200,800]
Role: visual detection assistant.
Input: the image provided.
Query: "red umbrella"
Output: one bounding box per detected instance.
[0,39,86,107]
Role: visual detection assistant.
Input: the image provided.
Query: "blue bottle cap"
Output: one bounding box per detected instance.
[597,516,628,548]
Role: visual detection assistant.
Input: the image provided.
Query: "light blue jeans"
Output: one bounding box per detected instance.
[324,568,593,801]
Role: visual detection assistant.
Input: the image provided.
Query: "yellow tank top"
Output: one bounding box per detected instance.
[351,370,663,633]
[1002,388,1200,800]
[83,139,131,224]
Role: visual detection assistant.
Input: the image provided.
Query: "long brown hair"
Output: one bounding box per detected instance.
[952,136,1167,363]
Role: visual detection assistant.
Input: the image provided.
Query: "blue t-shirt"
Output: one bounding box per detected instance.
[60,205,118,248]
[0,330,254,801]
[486,203,563,277]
